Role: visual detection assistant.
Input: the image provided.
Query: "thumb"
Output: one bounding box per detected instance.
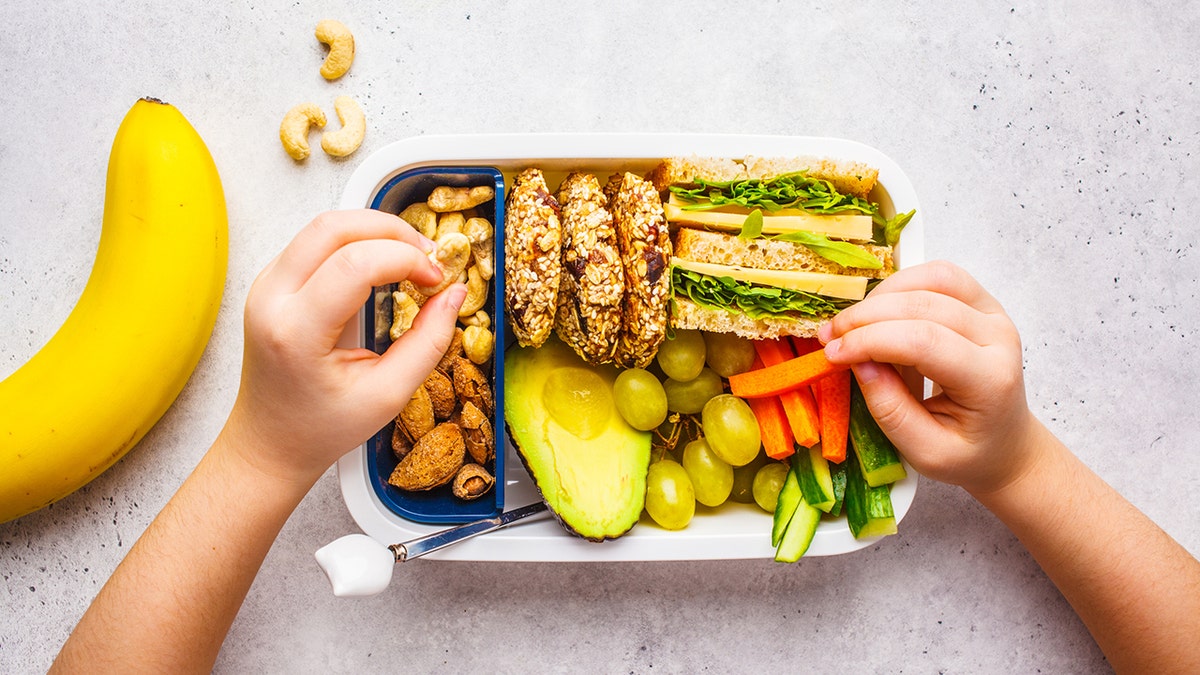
[370,283,467,406]
[851,361,947,455]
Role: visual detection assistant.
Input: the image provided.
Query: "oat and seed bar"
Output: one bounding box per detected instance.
[609,172,671,369]
[504,168,562,348]
[553,173,624,365]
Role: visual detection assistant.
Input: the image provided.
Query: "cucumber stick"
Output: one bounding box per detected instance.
[844,445,897,539]
[775,492,821,562]
[793,444,835,512]
[828,459,848,517]
[771,467,802,547]
[849,378,907,487]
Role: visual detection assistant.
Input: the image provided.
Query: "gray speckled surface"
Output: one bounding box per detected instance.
[2,2,1198,672]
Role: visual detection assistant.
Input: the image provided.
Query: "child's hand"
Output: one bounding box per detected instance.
[223,210,466,484]
[819,261,1038,495]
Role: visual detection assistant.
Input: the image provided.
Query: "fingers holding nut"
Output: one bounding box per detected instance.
[315,19,355,80]
[279,102,327,160]
[320,96,366,158]
[415,232,472,296]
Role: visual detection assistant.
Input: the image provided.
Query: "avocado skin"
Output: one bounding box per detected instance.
[503,338,652,542]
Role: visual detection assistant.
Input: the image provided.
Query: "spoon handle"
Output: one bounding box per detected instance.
[391,501,549,562]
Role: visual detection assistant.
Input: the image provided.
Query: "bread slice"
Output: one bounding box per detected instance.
[743,156,878,200]
[673,227,894,279]
[671,296,823,340]
[645,157,748,192]
[646,155,879,200]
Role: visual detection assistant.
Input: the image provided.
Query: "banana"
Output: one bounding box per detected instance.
[0,98,227,523]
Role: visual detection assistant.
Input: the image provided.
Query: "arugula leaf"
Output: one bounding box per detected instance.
[670,172,916,248]
[669,172,878,217]
[739,209,764,239]
[768,231,883,270]
[883,209,915,247]
[671,267,852,321]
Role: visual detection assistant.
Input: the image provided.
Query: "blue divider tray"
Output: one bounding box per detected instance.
[363,166,506,524]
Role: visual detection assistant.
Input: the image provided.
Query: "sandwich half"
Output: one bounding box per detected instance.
[653,156,914,339]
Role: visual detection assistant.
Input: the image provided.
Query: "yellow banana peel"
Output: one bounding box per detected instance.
[0,98,228,523]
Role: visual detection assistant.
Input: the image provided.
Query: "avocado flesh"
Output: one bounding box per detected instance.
[504,338,652,541]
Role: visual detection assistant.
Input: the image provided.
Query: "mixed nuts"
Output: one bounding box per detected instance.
[382,185,498,500]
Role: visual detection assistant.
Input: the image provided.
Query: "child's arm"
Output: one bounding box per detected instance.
[821,260,1200,673]
[51,210,465,673]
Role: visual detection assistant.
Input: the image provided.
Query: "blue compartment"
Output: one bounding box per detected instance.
[364,166,506,524]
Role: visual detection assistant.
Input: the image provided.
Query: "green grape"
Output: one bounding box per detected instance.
[663,367,724,414]
[613,368,668,431]
[701,395,762,466]
[656,329,706,381]
[702,331,758,378]
[681,438,733,507]
[752,462,790,513]
[729,452,769,503]
[645,459,695,530]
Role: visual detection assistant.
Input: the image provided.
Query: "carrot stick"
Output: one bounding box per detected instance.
[751,340,821,448]
[731,345,850,399]
[744,357,795,460]
[814,369,851,463]
[790,336,822,356]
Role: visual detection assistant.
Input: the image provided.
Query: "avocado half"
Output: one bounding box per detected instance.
[504,338,652,541]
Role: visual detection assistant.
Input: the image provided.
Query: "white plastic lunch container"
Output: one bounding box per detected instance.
[335,133,924,562]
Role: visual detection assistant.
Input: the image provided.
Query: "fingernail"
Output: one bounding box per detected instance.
[823,338,841,358]
[419,235,436,254]
[853,361,880,384]
[817,322,832,344]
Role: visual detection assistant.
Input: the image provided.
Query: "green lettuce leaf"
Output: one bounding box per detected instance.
[739,209,764,239]
[671,172,916,248]
[767,231,882,270]
[669,172,877,217]
[671,266,852,321]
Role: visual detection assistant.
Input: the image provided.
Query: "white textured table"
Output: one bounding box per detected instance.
[2,2,1197,672]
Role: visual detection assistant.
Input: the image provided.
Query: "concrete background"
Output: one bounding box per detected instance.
[2,1,1197,672]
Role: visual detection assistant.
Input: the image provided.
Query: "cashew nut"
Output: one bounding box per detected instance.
[435,211,465,239]
[397,280,428,307]
[390,291,420,341]
[459,310,490,330]
[315,19,355,80]
[428,185,495,213]
[279,102,326,161]
[463,217,495,280]
[399,202,437,240]
[320,96,366,158]
[416,232,471,296]
[458,265,488,318]
[462,325,495,365]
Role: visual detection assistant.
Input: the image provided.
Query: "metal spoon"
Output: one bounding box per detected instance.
[314,502,549,597]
